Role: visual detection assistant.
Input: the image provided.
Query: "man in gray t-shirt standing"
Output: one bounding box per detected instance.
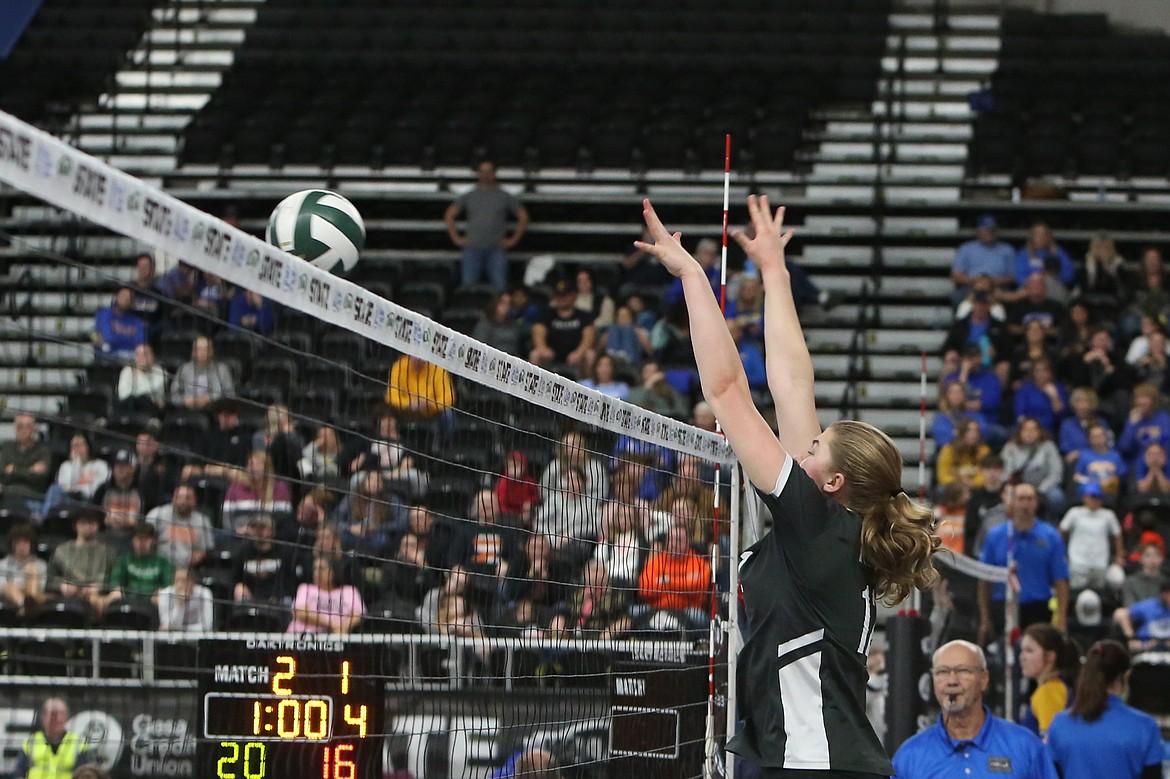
[444,160,529,291]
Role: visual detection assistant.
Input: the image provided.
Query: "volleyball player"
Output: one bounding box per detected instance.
[636,195,939,777]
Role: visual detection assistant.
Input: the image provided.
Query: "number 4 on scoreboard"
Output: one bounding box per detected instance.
[343,704,367,737]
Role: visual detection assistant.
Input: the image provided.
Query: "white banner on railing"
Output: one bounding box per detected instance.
[0,110,734,463]
[934,549,1009,583]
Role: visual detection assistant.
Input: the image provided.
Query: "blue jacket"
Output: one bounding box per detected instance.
[1047,696,1165,779]
[94,307,145,354]
[1015,245,1075,286]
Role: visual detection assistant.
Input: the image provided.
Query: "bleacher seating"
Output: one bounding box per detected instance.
[178,0,891,173]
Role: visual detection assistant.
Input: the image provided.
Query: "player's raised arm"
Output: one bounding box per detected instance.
[636,199,786,491]
[732,195,821,457]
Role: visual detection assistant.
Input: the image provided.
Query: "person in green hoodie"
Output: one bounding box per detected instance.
[99,522,173,616]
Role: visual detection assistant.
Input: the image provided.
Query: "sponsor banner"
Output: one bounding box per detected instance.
[0,110,734,464]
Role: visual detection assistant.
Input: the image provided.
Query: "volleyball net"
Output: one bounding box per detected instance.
[0,109,737,779]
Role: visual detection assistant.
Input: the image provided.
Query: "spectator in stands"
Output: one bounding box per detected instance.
[664,238,721,309]
[627,360,689,419]
[0,523,46,616]
[552,559,631,640]
[637,525,711,630]
[129,252,162,327]
[385,354,455,432]
[575,268,615,330]
[1112,576,1170,649]
[184,396,253,481]
[498,532,570,630]
[115,343,167,415]
[1123,314,1167,366]
[964,455,1007,557]
[534,466,597,553]
[147,483,214,568]
[943,346,1006,446]
[1131,329,1170,389]
[222,450,293,536]
[472,292,523,355]
[951,214,1016,302]
[1001,418,1065,516]
[169,335,235,410]
[336,470,396,576]
[1062,328,1129,424]
[594,502,647,595]
[1014,221,1074,298]
[252,402,303,483]
[1047,639,1165,779]
[1010,319,1058,387]
[944,289,1012,370]
[936,419,991,494]
[1072,423,1125,502]
[451,489,521,617]
[402,501,452,573]
[378,530,441,621]
[97,449,148,553]
[579,353,629,400]
[444,159,529,291]
[1060,482,1124,592]
[93,286,146,361]
[978,483,1070,642]
[227,289,275,335]
[135,426,174,514]
[691,401,717,433]
[283,488,333,579]
[619,224,672,294]
[287,555,364,635]
[1124,246,1170,338]
[1013,359,1068,434]
[193,271,233,318]
[1118,383,1170,470]
[600,303,651,366]
[298,424,343,483]
[650,302,695,368]
[1075,233,1130,320]
[153,261,199,308]
[1007,272,1066,338]
[233,513,293,606]
[529,275,597,372]
[1059,388,1111,464]
[724,272,765,343]
[539,432,609,508]
[494,450,539,521]
[1129,442,1170,503]
[99,522,173,615]
[932,380,977,450]
[1123,542,1166,606]
[0,413,52,517]
[349,405,427,499]
[47,506,116,614]
[12,698,94,779]
[954,275,1009,322]
[893,641,1058,779]
[1057,300,1094,362]
[157,566,214,631]
[40,433,109,518]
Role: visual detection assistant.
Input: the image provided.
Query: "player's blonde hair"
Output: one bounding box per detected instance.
[827,420,940,605]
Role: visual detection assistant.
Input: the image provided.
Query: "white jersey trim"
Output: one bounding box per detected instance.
[769,454,795,498]
[776,627,824,662]
[777,630,831,769]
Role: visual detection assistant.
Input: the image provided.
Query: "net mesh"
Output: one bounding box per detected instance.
[0,109,735,779]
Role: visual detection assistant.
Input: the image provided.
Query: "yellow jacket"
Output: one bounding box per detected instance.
[385,356,454,417]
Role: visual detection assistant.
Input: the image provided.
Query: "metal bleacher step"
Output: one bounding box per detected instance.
[0,341,95,366]
[804,327,946,354]
[0,394,67,418]
[0,367,83,391]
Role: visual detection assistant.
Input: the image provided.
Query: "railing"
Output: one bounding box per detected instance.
[0,628,700,691]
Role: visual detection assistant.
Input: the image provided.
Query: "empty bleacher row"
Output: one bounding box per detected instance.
[970,9,1170,180]
[177,0,891,172]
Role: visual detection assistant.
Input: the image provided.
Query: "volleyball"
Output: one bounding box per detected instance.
[265,189,366,275]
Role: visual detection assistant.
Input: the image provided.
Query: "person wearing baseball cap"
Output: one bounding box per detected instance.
[529,273,597,371]
[952,213,1015,303]
[94,448,142,554]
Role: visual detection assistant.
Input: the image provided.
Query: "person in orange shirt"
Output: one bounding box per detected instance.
[638,524,711,629]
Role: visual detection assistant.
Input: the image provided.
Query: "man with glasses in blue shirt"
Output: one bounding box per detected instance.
[893,639,1058,779]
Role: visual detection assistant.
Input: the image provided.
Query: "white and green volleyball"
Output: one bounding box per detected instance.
[265,189,366,275]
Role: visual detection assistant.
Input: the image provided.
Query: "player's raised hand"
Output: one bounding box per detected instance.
[731,194,794,275]
[634,199,701,279]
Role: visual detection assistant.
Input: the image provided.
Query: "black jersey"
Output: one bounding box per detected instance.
[726,454,892,776]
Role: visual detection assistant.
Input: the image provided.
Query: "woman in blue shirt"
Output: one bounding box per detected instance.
[1047,640,1164,779]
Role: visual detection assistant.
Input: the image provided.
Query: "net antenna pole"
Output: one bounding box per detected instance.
[913,350,928,613]
[705,133,732,779]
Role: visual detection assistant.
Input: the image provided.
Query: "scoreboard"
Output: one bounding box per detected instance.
[196,639,385,779]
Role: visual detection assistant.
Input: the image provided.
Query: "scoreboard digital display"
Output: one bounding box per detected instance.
[196,639,385,779]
